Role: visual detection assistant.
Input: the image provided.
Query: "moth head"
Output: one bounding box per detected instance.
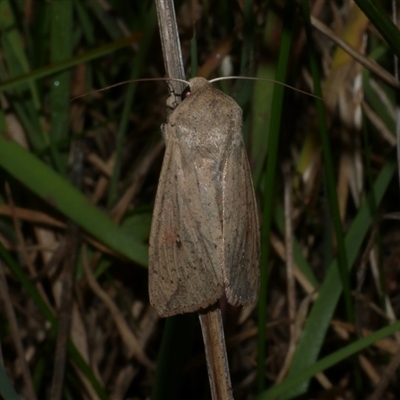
[180,85,191,101]
[182,77,211,100]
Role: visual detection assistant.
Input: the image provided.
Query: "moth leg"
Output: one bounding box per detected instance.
[161,123,169,142]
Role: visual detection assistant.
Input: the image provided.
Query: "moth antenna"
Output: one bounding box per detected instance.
[209,76,323,100]
[71,77,190,102]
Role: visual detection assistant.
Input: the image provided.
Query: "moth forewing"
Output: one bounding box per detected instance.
[149,82,225,317]
[222,140,260,305]
[149,77,260,317]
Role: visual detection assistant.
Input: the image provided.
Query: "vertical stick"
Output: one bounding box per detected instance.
[155,0,186,97]
[199,307,234,400]
[154,2,234,398]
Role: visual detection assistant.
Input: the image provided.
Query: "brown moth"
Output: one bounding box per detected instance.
[149,77,260,317]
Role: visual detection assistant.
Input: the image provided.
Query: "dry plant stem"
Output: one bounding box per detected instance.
[276,295,313,384]
[32,239,67,283]
[83,248,153,369]
[155,0,186,98]
[0,262,37,400]
[368,347,400,400]
[0,205,65,227]
[112,140,165,223]
[155,1,234,398]
[199,307,234,400]
[311,16,399,89]
[269,233,315,296]
[276,165,297,382]
[4,184,53,313]
[283,164,295,338]
[49,223,79,400]
[361,101,396,146]
[79,142,164,284]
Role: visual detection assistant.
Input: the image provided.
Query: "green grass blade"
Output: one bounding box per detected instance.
[0,0,41,108]
[0,241,55,322]
[0,138,148,265]
[354,0,400,58]
[151,314,197,400]
[49,0,73,175]
[107,3,157,206]
[274,207,318,288]
[0,363,20,400]
[0,0,45,151]
[73,0,95,45]
[257,320,400,399]
[86,0,126,40]
[257,0,295,392]
[252,64,276,187]
[280,158,395,398]
[0,35,139,94]
[0,242,108,399]
[302,0,354,324]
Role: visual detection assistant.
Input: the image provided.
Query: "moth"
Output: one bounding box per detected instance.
[149,77,260,317]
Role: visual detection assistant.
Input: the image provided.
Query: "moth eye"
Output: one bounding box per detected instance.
[181,86,191,101]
